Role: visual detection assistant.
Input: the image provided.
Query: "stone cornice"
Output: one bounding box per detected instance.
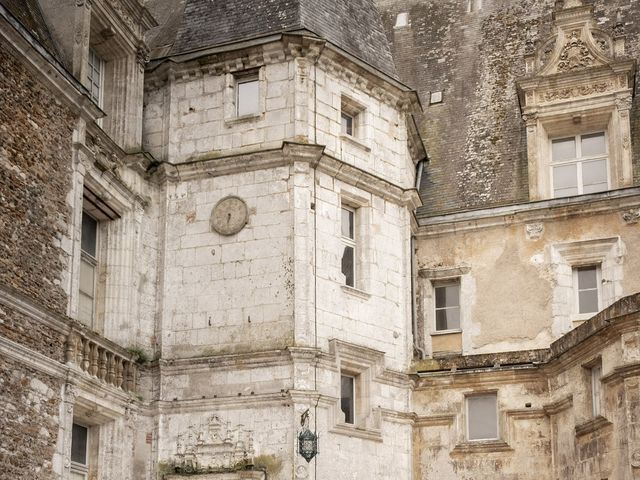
[0,4,102,122]
[152,142,418,207]
[416,187,640,236]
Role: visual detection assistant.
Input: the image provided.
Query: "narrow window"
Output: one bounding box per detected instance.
[552,132,608,198]
[78,212,98,326]
[467,393,498,441]
[434,280,460,331]
[574,265,600,315]
[591,364,602,417]
[340,375,355,424]
[341,206,356,287]
[236,75,259,116]
[87,49,104,107]
[394,12,409,28]
[341,112,354,136]
[70,423,89,480]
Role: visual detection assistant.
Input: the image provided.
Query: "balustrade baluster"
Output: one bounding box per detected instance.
[98,348,107,382]
[81,339,91,372]
[107,352,115,385]
[115,357,124,389]
[89,343,98,376]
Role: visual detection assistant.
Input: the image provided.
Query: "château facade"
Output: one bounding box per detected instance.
[1,0,640,479]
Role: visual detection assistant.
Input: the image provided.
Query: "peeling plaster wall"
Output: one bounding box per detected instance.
[416,209,640,355]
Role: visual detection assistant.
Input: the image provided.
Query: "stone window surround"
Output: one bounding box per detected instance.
[68,147,136,335]
[339,94,371,152]
[525,105,631,201]
[339,190,371,297]
[328,339,382,441]
[418,266,471,356]
[224,67,266,125]
[550,237,625,333]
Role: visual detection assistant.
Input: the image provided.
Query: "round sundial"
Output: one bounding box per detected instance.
[210,196,248,235]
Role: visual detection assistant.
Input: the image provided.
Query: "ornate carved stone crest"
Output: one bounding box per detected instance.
[172,415,254,472]
[557,31,595,72]
[525,223,544,240]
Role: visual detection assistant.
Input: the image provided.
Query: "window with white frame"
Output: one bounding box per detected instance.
[70,423,89,480]
[434,280,461,331]
[236,73,260,117]
[467,393,498,441]
[87,49,104,107]
[591,364,602,417]
[78,211,98,327]
[341,206,356,288]
[340,374,355,424]
[551,132,609,198]
[573,265,601,315]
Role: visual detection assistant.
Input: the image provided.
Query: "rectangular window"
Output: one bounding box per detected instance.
[341,206,356,288]
[87,49,104,107]
[340,375,355,424]
[78,212,98,326]
[341,112,354,136]
[573,265,600,315]
[236,75,259,116]
[434,280,460,331]
[551,132,608,198]
[467,393,498,441]
[591,364,602,417]
[70,423,89,480]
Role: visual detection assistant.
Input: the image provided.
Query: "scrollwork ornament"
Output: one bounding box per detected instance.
[136,45,150,72]
[557,31,595,72]
[621,208,640,225]
[631,449,640,468]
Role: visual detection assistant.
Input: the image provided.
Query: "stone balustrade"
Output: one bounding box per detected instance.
[65,331,138,393]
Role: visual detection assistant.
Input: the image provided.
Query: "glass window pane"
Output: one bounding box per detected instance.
[237,79,259,116]
[340,375,354,424]
[79,260,95,296]
[468,394,498,440]
[71,424,88,465]
[81,213,97,257]
[341,245,354,287]
[436,306,460,331]
[553,164,578,189]
[579,289,599,314]
[582,159,607,193]
[577,266,597,290]
[552,137,576,162]
[341,208,354,239]
[435,284,459,308]
[581,132,606,157]
[341,113,353,136]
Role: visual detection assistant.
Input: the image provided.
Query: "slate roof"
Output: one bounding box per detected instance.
[147,0,398,79]
[0,0,60,59]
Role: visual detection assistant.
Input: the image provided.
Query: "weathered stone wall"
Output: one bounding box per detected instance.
[375,0,640,216]
[0,355,63,480]
[0,41,74,314]
[415,205,640,355]
[159,166,295,359]
[413,300,640,479]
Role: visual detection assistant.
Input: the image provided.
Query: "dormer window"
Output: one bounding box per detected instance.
[517,3,635,201]
[551,132,608,197]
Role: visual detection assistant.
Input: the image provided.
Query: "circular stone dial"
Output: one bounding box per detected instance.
[210,196,248,235]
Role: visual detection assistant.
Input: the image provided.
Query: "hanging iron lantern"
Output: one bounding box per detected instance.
[298,428,318,463]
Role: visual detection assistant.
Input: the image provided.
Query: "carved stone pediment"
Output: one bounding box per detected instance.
[518,0,635,110]
[525,3,625,79]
